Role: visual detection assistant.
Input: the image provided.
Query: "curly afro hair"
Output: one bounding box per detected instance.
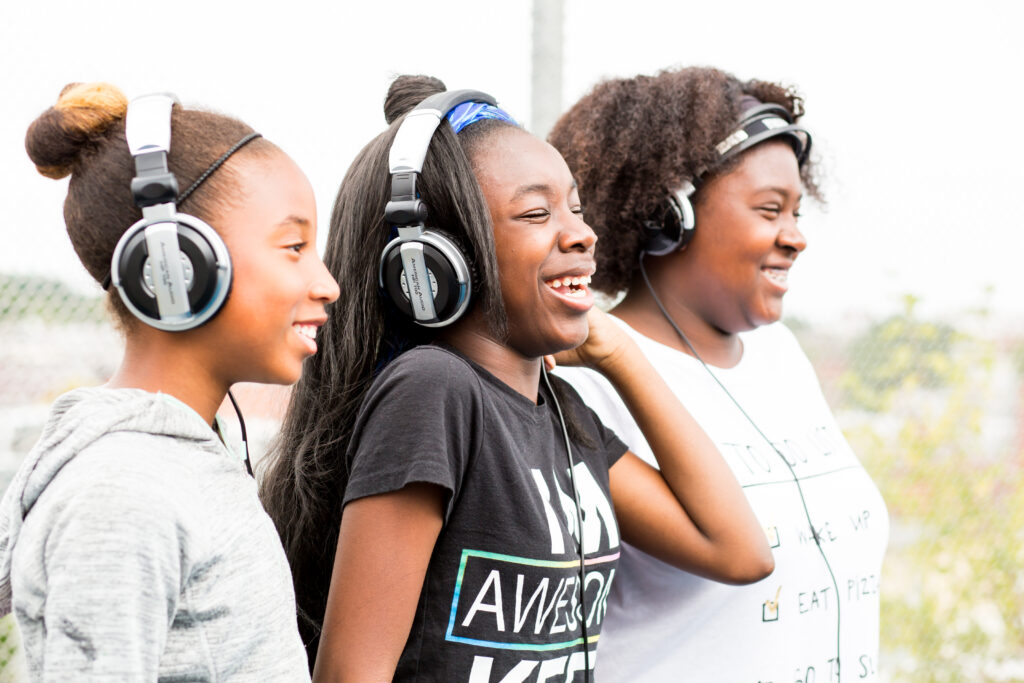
[548,66,823,295]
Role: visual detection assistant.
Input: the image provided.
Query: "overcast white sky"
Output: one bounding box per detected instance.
[2,0,1022,326]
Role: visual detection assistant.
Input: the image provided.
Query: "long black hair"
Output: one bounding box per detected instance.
[259,75,512,665]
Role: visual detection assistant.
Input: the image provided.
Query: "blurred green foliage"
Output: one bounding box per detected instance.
[806,299,1024,682]
[839,296,966,413]
[0,614,25,681]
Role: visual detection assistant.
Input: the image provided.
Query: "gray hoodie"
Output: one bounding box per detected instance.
[0,387,309,681]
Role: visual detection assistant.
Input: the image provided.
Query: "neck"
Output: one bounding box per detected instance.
[107,329,228,425]
[614,259,744,368]
[439,321,542,403]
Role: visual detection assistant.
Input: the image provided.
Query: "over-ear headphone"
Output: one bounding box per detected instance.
[110,93,232,332]
[379,89,497,328]
[641,181,696,256]
[640,101,812,257]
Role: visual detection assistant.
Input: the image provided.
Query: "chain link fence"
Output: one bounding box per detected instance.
[1,273,1022,681]
[791,296,1024,682]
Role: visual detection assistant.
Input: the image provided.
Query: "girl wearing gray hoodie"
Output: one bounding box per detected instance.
[0,82,339,680]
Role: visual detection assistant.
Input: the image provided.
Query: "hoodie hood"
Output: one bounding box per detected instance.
[0,387,232,616]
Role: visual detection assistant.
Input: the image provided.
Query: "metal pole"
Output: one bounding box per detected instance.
[531,0,564,140]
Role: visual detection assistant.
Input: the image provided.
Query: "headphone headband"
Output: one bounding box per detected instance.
[126,94,181,212]
[714,102,812,168]
[388,89,497,176]
[125,93,177,156]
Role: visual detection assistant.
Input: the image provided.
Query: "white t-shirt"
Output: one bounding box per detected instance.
[557,318,889,683]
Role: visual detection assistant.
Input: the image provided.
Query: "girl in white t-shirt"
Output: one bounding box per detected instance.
[549,66,889,682]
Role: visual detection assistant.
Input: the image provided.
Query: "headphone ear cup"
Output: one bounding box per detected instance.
[640,218,674,256]
[379,228,473,328]
[112,214,232,331]
[640,192,697,256]
[672,191,696,250]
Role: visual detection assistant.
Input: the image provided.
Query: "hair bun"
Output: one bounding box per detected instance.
[25,82,128,179]
[384,75,447,124]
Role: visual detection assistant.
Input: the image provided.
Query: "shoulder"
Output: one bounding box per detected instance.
[24,458,189,573]
[47,443,187,521]
[367,345,485,407]
[380,345,481,387]
[31,432,213,544]
[352,346,487,443]
[345,347,485,505]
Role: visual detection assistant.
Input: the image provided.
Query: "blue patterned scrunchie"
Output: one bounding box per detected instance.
[446,101,518,134]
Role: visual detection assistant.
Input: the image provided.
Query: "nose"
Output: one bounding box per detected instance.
[311,257,340,303]
[777,217,807,255]
[558,211,598,253]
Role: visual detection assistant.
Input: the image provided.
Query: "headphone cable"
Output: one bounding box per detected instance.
[542,367,592,683]
[226,388,254,477]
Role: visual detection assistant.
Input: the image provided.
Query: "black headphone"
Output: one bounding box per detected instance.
[110,93,232,331]
[640,102,812,257]
[379,89,497,328]
[641,181,697,256]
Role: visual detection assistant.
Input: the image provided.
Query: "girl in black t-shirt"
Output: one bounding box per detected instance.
[261,75,774,681]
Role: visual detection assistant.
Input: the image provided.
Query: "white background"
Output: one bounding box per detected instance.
[2,0,1021,326]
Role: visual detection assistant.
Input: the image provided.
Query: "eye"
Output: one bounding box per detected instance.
[518,210,550,223]
[286,242,307,253]
[757,206,782,219]
[571,204,584,216]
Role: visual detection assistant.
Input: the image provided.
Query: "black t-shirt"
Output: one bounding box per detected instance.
[344,345,628,682]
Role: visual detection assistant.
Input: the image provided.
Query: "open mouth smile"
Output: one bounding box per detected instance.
[543,273,593,298]
[293,323,321,354]
[761,266,788,285]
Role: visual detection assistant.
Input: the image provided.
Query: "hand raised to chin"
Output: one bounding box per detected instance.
[545,307,638,377]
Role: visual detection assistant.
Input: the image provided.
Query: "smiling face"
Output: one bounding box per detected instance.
[470,130,597,359]
[196,150,340,386]
[678,140,806,333]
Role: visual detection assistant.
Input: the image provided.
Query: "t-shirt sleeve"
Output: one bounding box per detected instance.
[343,348,482,512]
[35,479,182,680]
[549,373,629,470]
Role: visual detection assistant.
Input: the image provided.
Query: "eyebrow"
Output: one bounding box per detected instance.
[278,215,310,227]
[756,186,803,201]
[270,215,312,240]
[510,179,578,202]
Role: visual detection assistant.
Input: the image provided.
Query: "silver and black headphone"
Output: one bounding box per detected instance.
[640,101,812,256]
[110,93,232,331]
[379,89,497,328]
